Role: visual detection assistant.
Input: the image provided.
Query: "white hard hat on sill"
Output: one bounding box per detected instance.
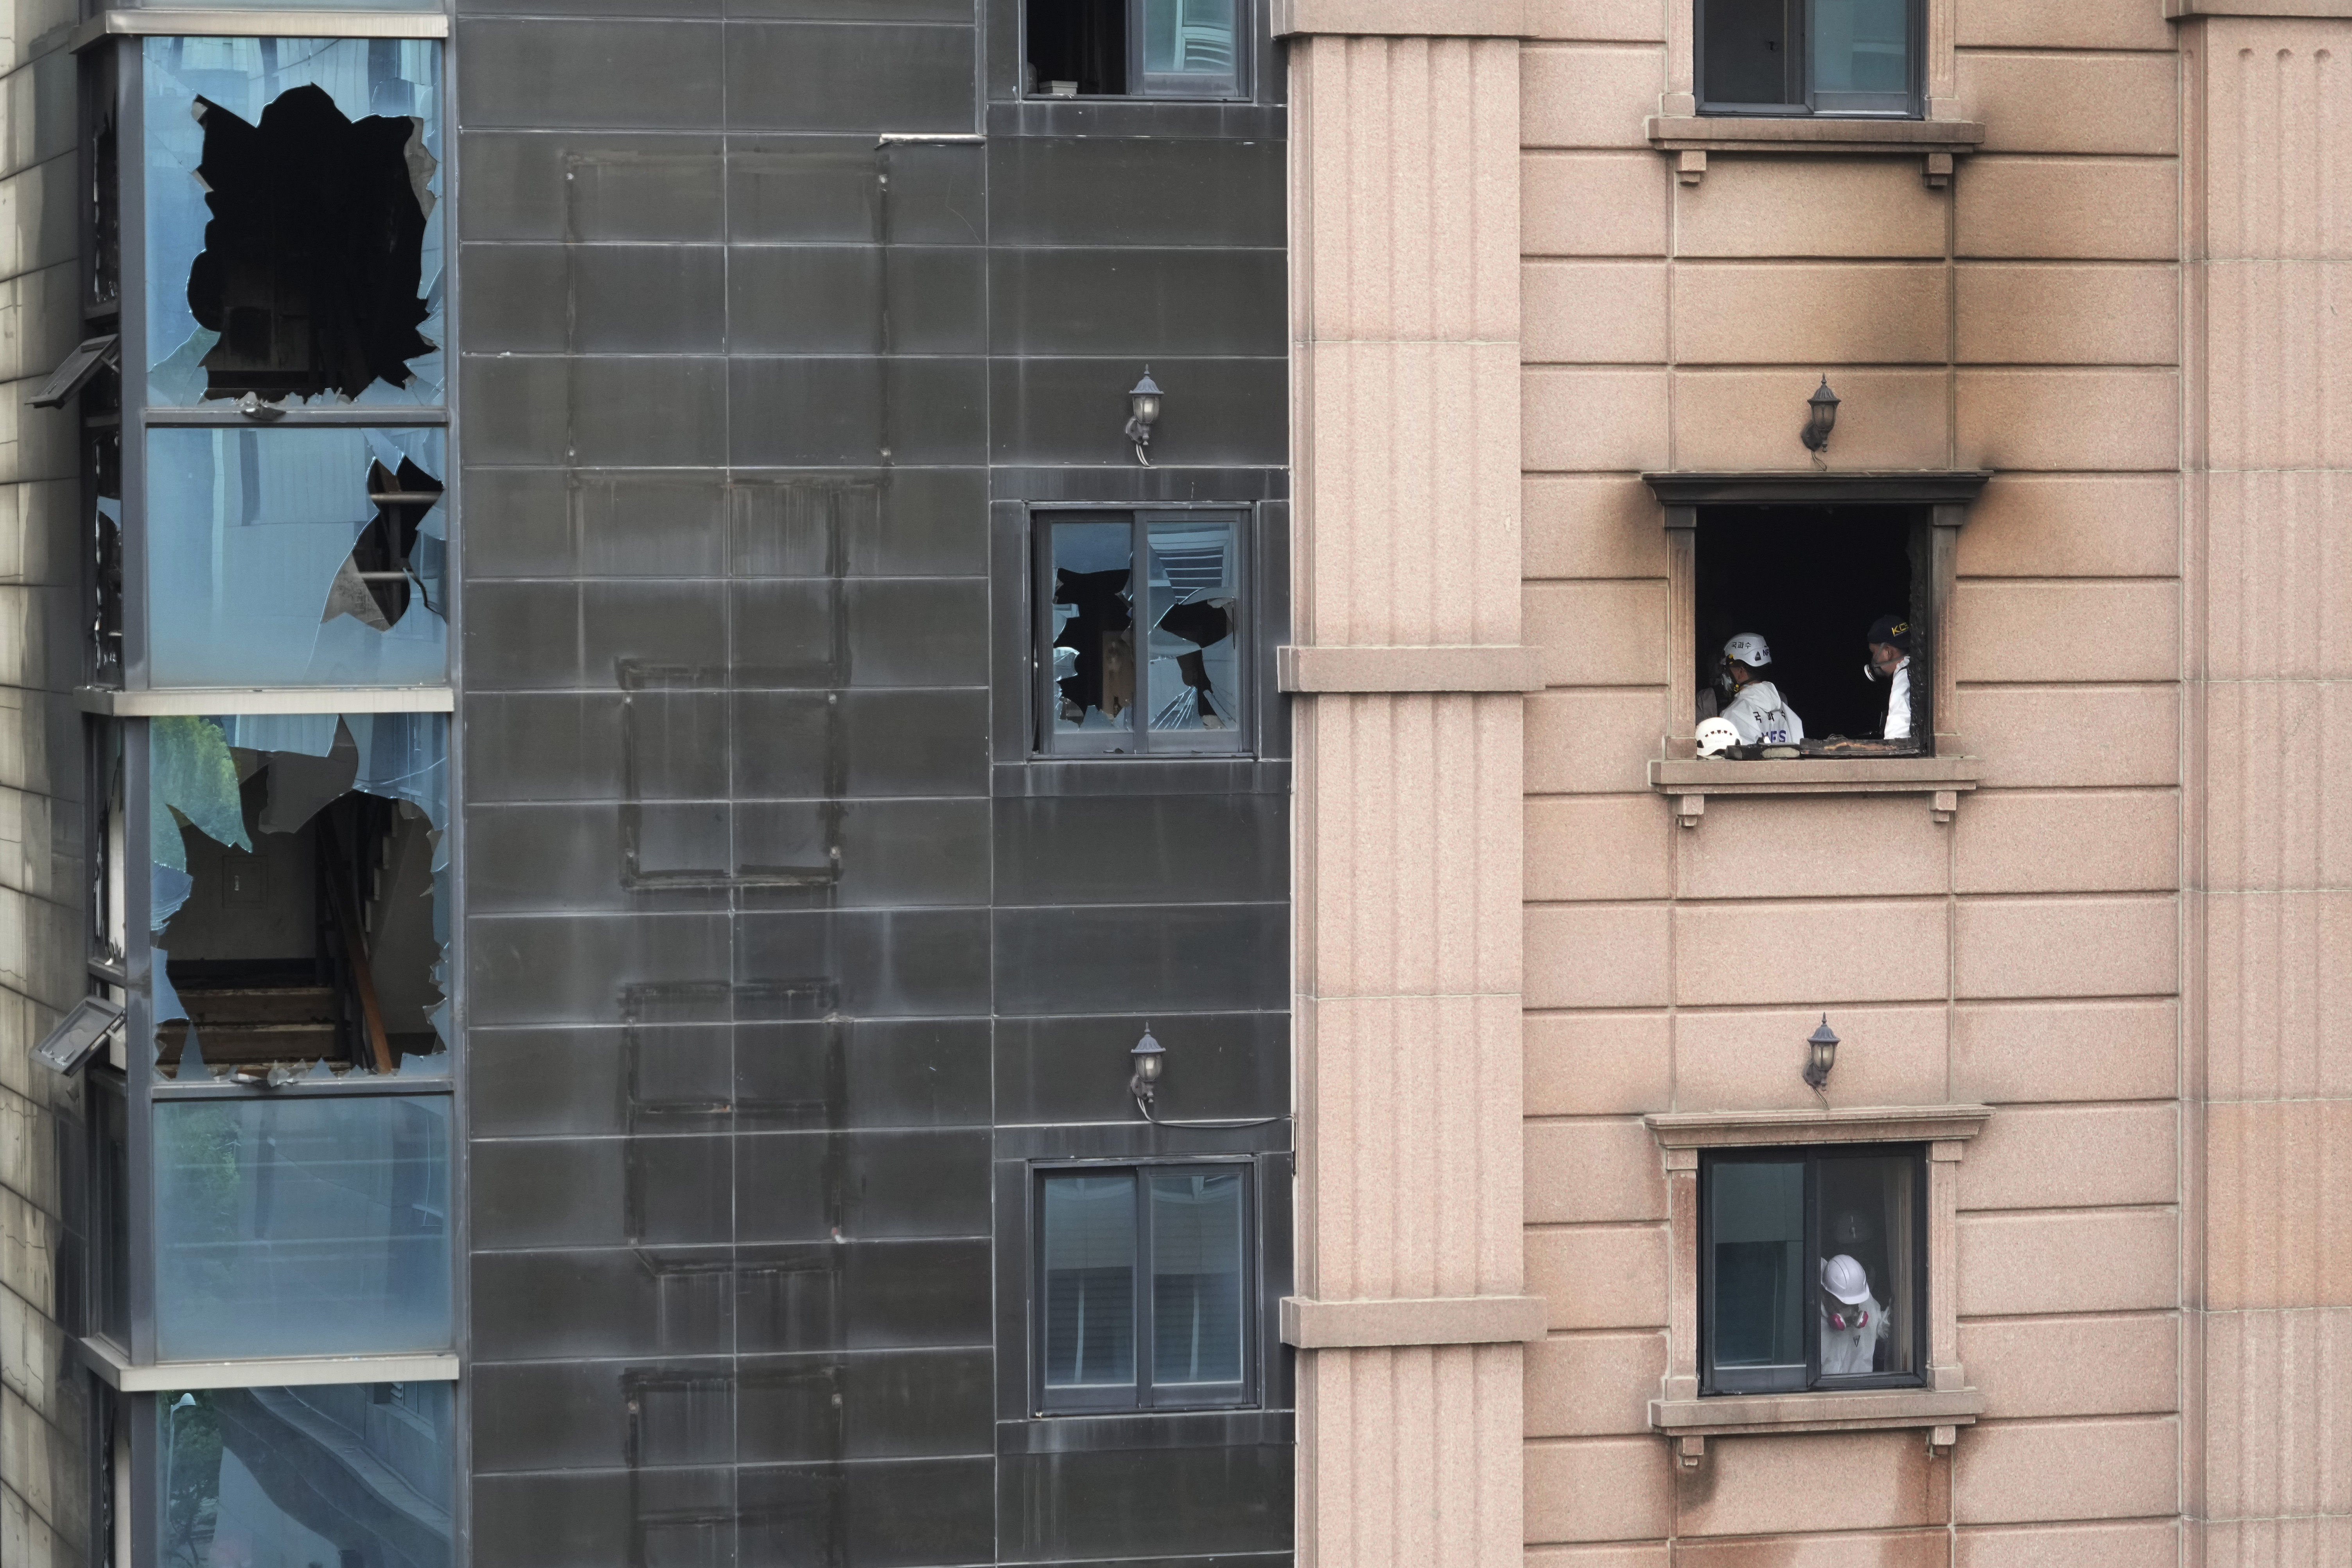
[1695,718,1740,758]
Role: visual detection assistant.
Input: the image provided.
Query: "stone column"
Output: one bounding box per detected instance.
[1277,5,1544,1565]
[2178,5,2352,1563]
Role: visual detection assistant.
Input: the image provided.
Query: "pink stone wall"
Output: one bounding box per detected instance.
[1517,0,2197,1558]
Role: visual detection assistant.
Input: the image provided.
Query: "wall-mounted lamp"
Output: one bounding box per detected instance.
[1129,1024,1165,1107]
[1124,371,1163,466]
[1803,1014,1840,1091]
[1800,375,1840,461]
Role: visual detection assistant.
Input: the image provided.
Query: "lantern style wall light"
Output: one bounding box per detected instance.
[1801,375,1840,460]
[1125,371,1162,466]
[1129,1024,1165,1107]
[1803,1014,1840,1091]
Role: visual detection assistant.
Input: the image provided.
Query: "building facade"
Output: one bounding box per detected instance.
[0,0,2345,1565]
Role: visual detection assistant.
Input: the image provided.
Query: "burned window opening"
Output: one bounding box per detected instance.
[1693,506,1928,755]
[151,715,447,1080]
[1028,0,1128,93]
[1025,0,1243,96]
[187,82,435,402]
[89,101,120,312]
[89,416,122,682]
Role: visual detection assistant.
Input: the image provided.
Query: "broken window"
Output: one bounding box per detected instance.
[1025,0,1243,98]
[149,712,449,1082]
[1036,509,1248,755]
[1693,506,1930,755]
[156,1383,452,1567]
[146,427,446,687]
[144,36,443,407]
[1036,1162,1252,1413]
[153,1096,452,1358]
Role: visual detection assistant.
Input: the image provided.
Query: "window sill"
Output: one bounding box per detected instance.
[1649,750,1981,827]
[1645,115,1987,187]
[1651,1386,1985,1462]
[75,1334,459,1392]
[76,684,453,716]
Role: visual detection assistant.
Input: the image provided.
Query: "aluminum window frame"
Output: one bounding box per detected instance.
[1696,1141,1930,1397]
[1031,504,1254,759]
[1695,0,1926,119]
[1031,1156,1260,1416]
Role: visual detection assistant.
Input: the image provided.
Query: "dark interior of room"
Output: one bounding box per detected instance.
[1695,505,1919,744]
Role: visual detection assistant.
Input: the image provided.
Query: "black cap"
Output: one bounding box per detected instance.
[1867,614,1911,652]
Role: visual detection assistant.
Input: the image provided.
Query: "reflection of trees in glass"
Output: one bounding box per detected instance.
[160,1392,223,1568]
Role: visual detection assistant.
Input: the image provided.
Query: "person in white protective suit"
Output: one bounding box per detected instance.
[1819,1252,1891,1376]
[1718,632,1805,746]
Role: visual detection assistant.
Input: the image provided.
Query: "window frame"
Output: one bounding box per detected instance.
[1021,0,1253,101]
[1031,504,1254,759]
[1695,0,1927,120]
[1697,1142,1930,1398]
[1031,1157,1259,1416]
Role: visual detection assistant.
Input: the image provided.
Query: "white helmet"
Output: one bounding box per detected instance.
[1695,718,1740,758]
[1820,1253,1871,1305]
[1723,632,1773,668]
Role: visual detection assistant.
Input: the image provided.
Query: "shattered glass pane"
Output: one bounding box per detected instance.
[153,1095,453,1358]
[1051,520,1135,734]
[156,1384,452,1568]
[144,37,443,408]
[146,427,447,687]
[1145,517,1240,737]
[150,713,450,1078]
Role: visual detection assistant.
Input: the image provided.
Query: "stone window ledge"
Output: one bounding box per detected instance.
[1645,116,1987,187]
[1649,752,1982,827]
[1651,1387,1986,1463]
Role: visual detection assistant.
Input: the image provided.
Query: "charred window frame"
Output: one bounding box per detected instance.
[1698,1143,1928,1396]
[1033,506,1252,757]
[1033,1159,1258,1414]
[1697,0,1925,117]
[1023,0,1250,99]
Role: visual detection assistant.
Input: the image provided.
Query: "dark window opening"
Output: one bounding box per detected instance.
[85,47,120,314]
[1025,0,1243,98]
[1698,0,1919,117]
[1036,1163,1253,1413]
[1701,1144,1925,1395]
[91,1075,129,1345]
[151,719,445,1080]
[1694,505,1929,754]
[323,457,445,633]
[86,400,122,685]
[1036,509,1247,756]
[187,82,435,401]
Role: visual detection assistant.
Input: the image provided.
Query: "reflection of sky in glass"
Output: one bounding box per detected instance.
[146,426,446,686]
[154,1096,452,1358]
[1141,0,1236,79]
[1813,0,1908,93]
[144,36,443,407]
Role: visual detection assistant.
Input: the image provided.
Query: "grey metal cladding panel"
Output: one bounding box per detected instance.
[991,247,1287,357]
[724,22,978,134]
[729,246,987,356]
[990,355,1288,467]
[993,904,1290,1016]
[998,1444,1296,1561]
[996,1012,1288,1124]
[456,20,727,130]
[989,136,1287,247]
[457,133,727,242]
[467,1017,992,1139]
[461,244,729,354]
[460,355,731,466]
[729,138,986,246]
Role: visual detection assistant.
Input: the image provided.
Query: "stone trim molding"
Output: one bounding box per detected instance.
[1645,118,1987,188]
[1643,1104,1990,1466]
[2166,0,2352,13]
[1644,1103,1991,1150]
[1276,644,1545,694]
[1648,755,1983,828]
[1269,0,1525,37]
[72,6,448,45]
[1280,1294,1549,1349]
